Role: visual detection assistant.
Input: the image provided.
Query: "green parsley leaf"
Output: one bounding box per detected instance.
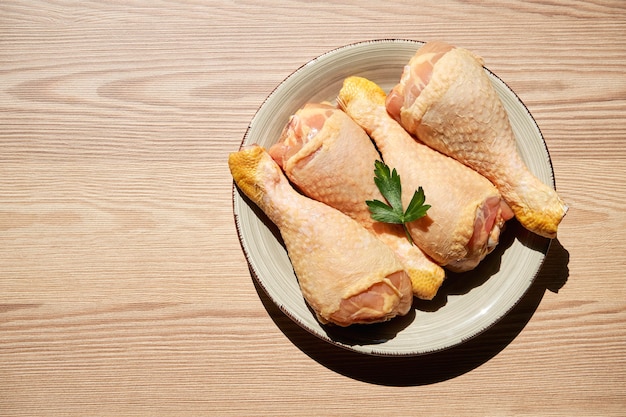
[371,160,403,212]
[365,199,403,224]
[365,160,430,245]
[404,187,431,223]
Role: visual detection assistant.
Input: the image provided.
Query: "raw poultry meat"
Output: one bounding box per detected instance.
[338,76,513,272]
[229,145,413,326]
[269,102,445,300]
[386,41,567,238]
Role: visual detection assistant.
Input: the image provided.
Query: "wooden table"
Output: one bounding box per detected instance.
[2,1,625,415]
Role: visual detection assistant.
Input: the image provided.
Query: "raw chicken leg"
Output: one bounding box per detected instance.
[229,145,413,326]
[386,41,567,238]
[269,102,445,300]
[338,76,513,272]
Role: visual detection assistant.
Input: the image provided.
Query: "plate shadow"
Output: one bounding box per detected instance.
[252,237,570,386]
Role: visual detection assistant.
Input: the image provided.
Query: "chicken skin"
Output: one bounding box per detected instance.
[269,103,445,300]
[338,76,513,272]
[229,145,413,326]
[386,41,567,238]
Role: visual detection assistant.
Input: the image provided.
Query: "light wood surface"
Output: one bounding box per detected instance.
[2,1,625,416]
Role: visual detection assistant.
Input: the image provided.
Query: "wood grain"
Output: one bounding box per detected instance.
[1,1,626,416]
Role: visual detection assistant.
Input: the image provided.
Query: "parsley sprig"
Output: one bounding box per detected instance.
[366,160,430,245]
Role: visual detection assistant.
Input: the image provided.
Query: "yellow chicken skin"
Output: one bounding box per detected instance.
[338,76,513,272]
[386,41,567,238]
[229,145,413,326]
[269,103,445,300]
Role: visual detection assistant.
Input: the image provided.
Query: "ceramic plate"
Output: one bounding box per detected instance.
[232,39,553,356]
